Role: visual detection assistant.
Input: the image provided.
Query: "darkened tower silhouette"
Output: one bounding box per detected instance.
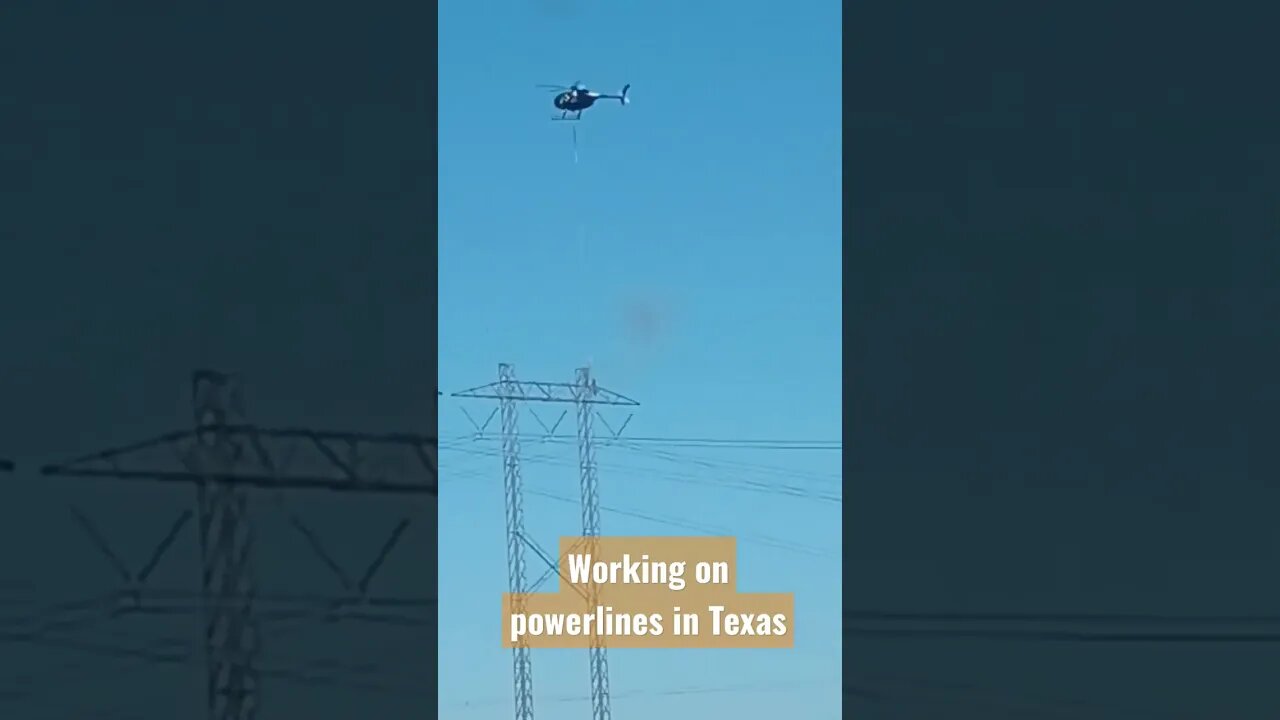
[41,370,437,720]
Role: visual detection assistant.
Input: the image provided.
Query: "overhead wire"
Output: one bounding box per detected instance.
[439,442,838,555]
[844,608,1280,643]
[1,595,431,713]
[525,486,834,557]
[606,438,842,480]
[0,532,433,712]
[6,628,428,698]
[845,625,1280,643]
[441,432,843,449]
[574,445,838,501]
[609,439,842,499]
[844,609,1280,625]
[442,437,841,503]
[441,671,1164,719]
[442,438,842,506]
[443,449,832,556]
[442,678,841,710]
[439,427,843,560]
[843,672,1177,720]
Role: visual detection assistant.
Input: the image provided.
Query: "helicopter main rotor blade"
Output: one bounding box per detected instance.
[536,84,570,90]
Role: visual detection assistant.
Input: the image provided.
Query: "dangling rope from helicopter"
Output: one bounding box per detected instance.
[572,124,586,267]
[535,81,631,267]
[538,80,629,166]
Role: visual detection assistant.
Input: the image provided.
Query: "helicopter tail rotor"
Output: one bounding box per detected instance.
[620,84,630,105]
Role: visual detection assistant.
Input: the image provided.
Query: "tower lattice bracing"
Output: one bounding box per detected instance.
[499,363,536,720]
[574,367,612,720]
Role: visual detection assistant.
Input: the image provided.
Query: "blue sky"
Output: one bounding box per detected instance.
[438,0,841,717]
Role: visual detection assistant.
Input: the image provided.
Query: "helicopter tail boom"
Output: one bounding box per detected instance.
[597,85,630,104]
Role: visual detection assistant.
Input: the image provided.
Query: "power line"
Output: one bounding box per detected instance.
[444,678,840,710]
[845,608,1280,643]
[845,609,1280,626]
[442,428,844,514]
[1,585,431,712]
[590,436,837,451]
[443,433,840,450]
[610,441,842,500]
[608,440,841,484]
[440,444,837,556]
[442,460,836,558]
[846,671,1175,720]
[844,604,1280,645]
[526,487,834,557]
[845,626,1280,643]
[7,628,427,700]
[447,672,1154,720]
[444,442,841,504]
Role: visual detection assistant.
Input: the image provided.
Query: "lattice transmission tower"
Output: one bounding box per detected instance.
[40,370,438,720]
[454,364,638,720]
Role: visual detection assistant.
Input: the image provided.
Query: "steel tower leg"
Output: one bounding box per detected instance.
[500,364,536,720]
[575,367,612,720]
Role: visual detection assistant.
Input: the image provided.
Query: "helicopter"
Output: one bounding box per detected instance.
[537,82,630,120]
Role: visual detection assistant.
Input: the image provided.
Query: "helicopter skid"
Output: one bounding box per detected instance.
[551,116,580,122]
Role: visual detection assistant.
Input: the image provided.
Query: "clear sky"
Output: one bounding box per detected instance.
[438,0,842,717]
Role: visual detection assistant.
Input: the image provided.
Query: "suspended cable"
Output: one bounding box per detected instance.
[525,487,834,557]
[845,609,1280,626]
[844,625,1280,643]
[443,441,841,503]
[442,432,842,449]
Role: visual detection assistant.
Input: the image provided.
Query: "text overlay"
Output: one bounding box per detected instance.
[501,536,794,649]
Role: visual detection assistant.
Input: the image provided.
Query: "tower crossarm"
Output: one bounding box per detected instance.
[40,426,437,495]
[453,380,639,406]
